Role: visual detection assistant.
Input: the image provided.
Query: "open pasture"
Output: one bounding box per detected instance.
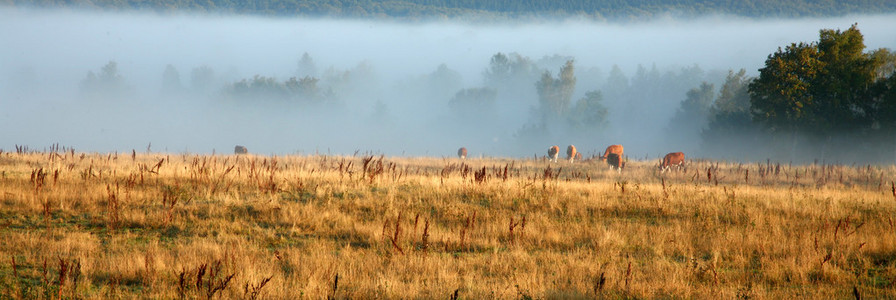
[1,150,895,298]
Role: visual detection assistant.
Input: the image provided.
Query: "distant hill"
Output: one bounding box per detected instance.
[5,0,896,20]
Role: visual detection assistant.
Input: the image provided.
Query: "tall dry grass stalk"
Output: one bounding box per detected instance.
[0,151,895,298]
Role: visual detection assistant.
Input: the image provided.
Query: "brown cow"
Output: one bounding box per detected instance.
[575,152,583,161]
[566,145,577,163]
[234,145,248,155]
[599,144,624,162]
[606,153,624,170]
[457,147,467,159]
[548,145,560,162]
[660,152,685,172]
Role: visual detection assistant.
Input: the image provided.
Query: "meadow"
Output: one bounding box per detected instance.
[0,148,894,299]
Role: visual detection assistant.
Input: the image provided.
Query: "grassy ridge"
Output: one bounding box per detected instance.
[0,150,895,298]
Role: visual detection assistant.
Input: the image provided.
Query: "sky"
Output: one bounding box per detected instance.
[1,7,894,159]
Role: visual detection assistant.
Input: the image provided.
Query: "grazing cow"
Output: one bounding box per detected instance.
[606,153,624,170]
[660,152,686,172]
[457,147,467,159]
[566,145,577,163]
[548,145,560,162]
[599,144,624,162]
[575,152,583,161]
[234,145,248,155]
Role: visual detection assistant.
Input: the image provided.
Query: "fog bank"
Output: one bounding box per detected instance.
[2,8,894,161]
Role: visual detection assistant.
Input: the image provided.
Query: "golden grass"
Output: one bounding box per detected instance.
[1,151,895,299]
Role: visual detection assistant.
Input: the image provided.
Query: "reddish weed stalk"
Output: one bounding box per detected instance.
[891,181,895,201]
[594,272,606,293]
[362,155,385,184]
[41,199,52,232]
[11,256,18,278]
[328,273,339,300]
[421,219,430,257]
[244,276,273,300]
[106,184,121,230]
[474,166,487,184]
[391,212,405,255]
[508,215,526,245]
[458,212,476,251]
[162,186,179,226]
[177,260,235,299]
[31,168,47,194]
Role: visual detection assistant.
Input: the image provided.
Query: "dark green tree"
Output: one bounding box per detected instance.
[601,64,629,106]
[161,64,183,95]
[228,75,287,101]
[484,52,538,88]
[701,69,764,158]
[567,90,608,131]
[223,75,325,105]
[98,61,123,84]
[535,60,576,124]
[297,52,318,78]
[448,87,497,119]
[811,24,879,131]
[869,48,896,80]
[630,64,662,104]
[484,52,511,85]
[535,71,557,119]
[711,69,751,115]
[749,42,822,133]
[750,25,888,135]
[871,65,896,131]
[672,82,715,126]
[322,61,378,102]
[428,64,463,98]
[862,47,896,133]
[190,65,217,93]
[285,76,322,102]
[667,82,715,141]
[746,25,896,161]
[80,61,132,100]
[483,52,540,120]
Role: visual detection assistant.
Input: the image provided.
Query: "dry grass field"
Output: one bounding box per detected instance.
[1,149,895,299]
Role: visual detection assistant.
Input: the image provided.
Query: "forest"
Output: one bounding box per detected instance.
[705,25,896,162]
[5,0,896,20]
[72,24,896,162]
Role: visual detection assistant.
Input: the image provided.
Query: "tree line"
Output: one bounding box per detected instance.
[77,25,896,161]
[7,0,896,21]
[689,24,896,162]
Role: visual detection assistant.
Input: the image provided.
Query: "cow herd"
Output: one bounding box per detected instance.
[456,144,687,173]
[233,143,686,172]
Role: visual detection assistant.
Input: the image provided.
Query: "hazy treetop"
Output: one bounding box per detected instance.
[5,0,896,21]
